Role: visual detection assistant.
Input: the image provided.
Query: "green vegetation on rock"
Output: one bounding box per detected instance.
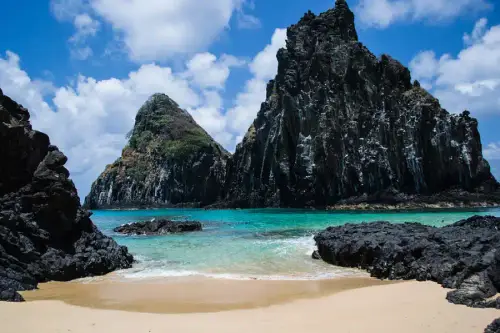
[84,93,230,209]
[126,94,223,160]
[159,127,214,159]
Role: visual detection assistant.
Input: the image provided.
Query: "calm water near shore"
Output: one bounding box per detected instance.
[91,208,500,281]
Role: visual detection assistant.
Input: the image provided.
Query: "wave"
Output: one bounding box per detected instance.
[118,268,366,281]
[112,235,367,281]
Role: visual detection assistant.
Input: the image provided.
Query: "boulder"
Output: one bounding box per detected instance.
[315,215,500,308]
[0,91,133,301]
[114,219,202,235]
[485,319,500,333]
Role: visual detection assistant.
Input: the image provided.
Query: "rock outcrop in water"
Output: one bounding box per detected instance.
[0,89,133,302]
[114,219,202,235]
[314,215,500,309]
[220,0,498,208]
[84,94,229,209]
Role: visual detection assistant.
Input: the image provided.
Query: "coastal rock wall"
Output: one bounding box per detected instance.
[0,89,133,301]
[221,0,498,208]
[84,94,229,209]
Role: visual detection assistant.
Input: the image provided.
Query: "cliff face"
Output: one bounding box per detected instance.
[0,89,133,301]
[222,0,498,208]
[84,94,229,209]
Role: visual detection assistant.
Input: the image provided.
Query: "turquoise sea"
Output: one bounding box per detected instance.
[93,208,500,280]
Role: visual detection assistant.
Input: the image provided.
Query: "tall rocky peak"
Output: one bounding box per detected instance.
[0,91,132,301]
[223,2,498,208]
[84,93,229,209]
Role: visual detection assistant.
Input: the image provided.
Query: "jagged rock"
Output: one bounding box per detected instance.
[0,91,133,301]
[314,215,500,308]
[86,1,499,209]
[114,219,202,235]
[485,319,500,333]
[84,94,229,209]
[221,0,499,208]
[311,250,321,260]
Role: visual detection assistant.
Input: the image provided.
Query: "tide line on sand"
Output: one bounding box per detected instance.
[1,278,498,333]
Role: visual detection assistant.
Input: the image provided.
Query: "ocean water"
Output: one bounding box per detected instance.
[92,208,500,281]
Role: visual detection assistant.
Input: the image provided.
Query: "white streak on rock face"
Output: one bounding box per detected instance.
[107,181,114,203]
[154,168,167,202]
[404,143,424,192]
[460,121,474,177]
[297,133,315,178]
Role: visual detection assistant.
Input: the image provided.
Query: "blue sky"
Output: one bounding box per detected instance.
[1,0,500,197]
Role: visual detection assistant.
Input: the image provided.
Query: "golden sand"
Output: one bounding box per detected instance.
[1,279,498,333]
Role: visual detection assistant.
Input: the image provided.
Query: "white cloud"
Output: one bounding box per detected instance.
[225,28,287,138]
[408,50,438,89]
[464,18,489,45]
[184,53,245,89]
[188,91,233,147]
[409,19,500,114]
[356,0,491,28]
[70,13,100,42]
[51,0,87,20]
[190,28,287,150]
[0,50,232,197]
[484,142,500,160]
[0,26,285,197]
[237,12,261,29]
[51,1,100,60]
[0,52,54,117]
[88,0,246,61]
[50,0,260,62]
[70,46,93,60]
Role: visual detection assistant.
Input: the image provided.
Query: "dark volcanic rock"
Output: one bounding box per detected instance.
[221,0,499,208]
[314,215,500,308]
[311,250,321,260]
[485,319,500,333]
[114,219,202,235]
[0,90,133,301]
[84,94,229,209]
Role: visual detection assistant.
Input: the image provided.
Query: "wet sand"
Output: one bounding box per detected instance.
[20,276,393,313]
[1,279,498,333]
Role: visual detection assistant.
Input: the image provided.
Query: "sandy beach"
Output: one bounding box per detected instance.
[1,278,498,333]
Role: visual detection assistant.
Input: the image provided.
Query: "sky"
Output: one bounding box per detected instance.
[1,0,500,198]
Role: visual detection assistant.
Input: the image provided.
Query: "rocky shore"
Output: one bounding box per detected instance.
[327,189,500,211]
[314,215,500,332]
[0,90,133,302]
[114,219,202,235]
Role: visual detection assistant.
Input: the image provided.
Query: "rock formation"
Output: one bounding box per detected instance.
[221,0,498,208]
[86,0,498,209]
[0,89,133,302]
[84,94,229,209]
[314,215,500,309]
[114,219,202,235]
[485,319,500,333]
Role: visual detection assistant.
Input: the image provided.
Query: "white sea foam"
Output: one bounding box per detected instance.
[118,268,366,281]
[116,234,368,282]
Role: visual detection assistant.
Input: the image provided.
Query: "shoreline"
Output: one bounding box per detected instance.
[2,279,498,333]
[19,276,393,314]
[327,202,500,211]
[88,203,500,212]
